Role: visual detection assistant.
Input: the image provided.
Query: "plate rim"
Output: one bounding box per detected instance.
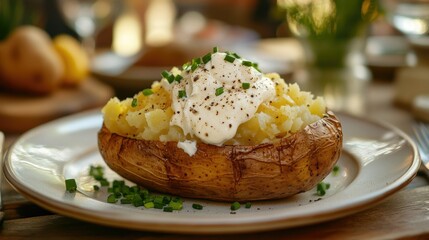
[3,110,420,234]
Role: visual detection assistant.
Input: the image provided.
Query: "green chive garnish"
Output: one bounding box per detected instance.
[316,182,331,196]
[142,89,153,96]
[169,201,183,210]
[231,201,241,211]
[182,62,191,71]
[242,82,250,89]
[163,206,173,212]
[191,62,198,71]
[107,194,117,203]
[131,98,138,107]
[224,54,235,63]
[178,90,187,99]
[232,52,241,59]
[89,165,104,179]
[192,203,203,210]
[65,179,77,193]
[161,70,170,79]
[213,46,219,53]
[174,74,183,83]
[161,70,175,83]
[99,179,109,187]
[215,87,224,96]
[242,60,253,67]
[332,165,340,176]
[144,202,154,209]
[193,57,201,65]
[252,62,261,72]
[93,185,100,191]
[202,52,212,64]
[245,202,252,208]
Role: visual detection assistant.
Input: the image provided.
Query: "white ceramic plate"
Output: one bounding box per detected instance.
[4,110,419,234]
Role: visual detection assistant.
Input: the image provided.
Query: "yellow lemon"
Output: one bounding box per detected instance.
[53,35,89,86]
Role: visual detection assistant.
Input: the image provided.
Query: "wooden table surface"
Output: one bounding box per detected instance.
[1,80,429,239]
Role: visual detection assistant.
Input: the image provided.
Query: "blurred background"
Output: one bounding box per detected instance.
[1,0,429,133]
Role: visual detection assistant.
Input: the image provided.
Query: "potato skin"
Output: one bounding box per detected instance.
[98,111,342,201]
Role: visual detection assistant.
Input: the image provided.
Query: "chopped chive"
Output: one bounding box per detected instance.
[178,90,187,99]
[215,87,224,96]
[142,89,153,96]
[154,202,165,209]
[161,70,175,83]
[112,180,125,187]
[161,70,170,79]
[163,195,172,204]
[213,46,219,53]
[245,202,252,208]
[163,206,173,212]
[231,201,241,211]
[154,195,165,204]
[232,52,241,59]
[182,62,191,71]
[144,201,154,209]
[169,201,183,210]
[332,165,340,176]
[224,54,235,63]
[131,98,138,107]
[191,62,198,71]
[99,179,109,187]
[202,52,212,64]
[89,165,104,179]
[193,57,201,65]
[252,63,261,72]
[93,185,100,191]
[192,203,203,210]
[130,185,140,193]
[316,182,330,196]
[242,82,250,89]
[174,74,183,83]
[133,199,144,207]
[120,198,132,204]
[242,60,253,67]
[65,179,77,193]
[107,194,117,203]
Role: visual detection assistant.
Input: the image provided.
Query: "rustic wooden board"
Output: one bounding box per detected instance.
[0,78,114,133]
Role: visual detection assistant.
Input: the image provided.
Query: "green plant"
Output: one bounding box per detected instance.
[0,0,37,41]
[280,0,380,40]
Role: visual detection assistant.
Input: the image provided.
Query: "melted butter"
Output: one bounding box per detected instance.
[168,52,275,146]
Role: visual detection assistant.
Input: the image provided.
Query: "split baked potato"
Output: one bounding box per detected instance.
[98,112,341,201]
[98,51,343,201]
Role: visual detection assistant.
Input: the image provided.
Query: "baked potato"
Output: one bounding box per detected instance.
[98,111,341,201]
[98,50,343,201]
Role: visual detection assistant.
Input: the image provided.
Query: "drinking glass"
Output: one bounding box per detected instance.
[57,0,122,56]
[381,0,429,106]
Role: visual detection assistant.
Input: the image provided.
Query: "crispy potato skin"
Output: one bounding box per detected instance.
[98,111,342,201]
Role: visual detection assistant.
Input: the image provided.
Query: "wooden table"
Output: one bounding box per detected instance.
[1,81,429,239]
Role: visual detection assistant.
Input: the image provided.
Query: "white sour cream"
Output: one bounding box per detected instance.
[177,140,197,156]
[165,52,275,146]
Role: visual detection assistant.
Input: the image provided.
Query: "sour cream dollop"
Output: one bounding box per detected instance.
[163,52,275,146]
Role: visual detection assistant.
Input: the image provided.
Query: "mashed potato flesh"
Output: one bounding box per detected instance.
[102,73,326,146]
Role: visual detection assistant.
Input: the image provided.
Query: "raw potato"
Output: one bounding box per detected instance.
[98,111,342,201]
[0,26,64,94]
[53,34,89,86]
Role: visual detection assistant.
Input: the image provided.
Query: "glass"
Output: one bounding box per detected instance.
[381,0,429,106]
[57,0,122,56]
